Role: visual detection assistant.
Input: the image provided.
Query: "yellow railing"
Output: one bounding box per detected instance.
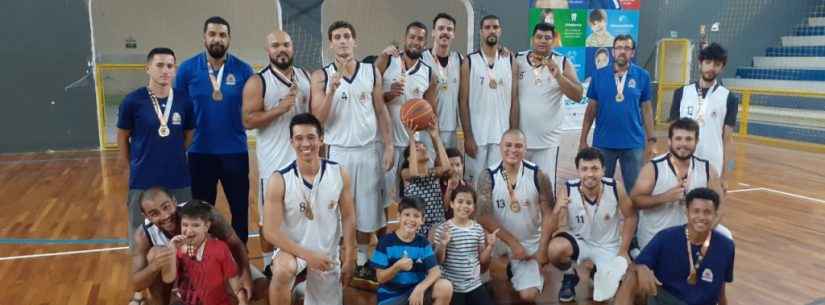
[94,63,264,150]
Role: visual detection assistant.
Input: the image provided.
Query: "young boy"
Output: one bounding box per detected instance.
[442,148,470,219]
[433,185,498,305]
[165,201,248,305]
[370,197,454,305]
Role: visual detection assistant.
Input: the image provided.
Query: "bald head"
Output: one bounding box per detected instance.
[501,129,526,142]
[500,129,527,166]
[266,30,294,70]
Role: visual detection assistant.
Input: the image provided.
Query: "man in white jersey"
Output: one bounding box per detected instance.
[631,118,729,251]
[242,30,312,273]
[264,113,356,305]
[669,43,738,191]
[546,148,636,303]
[376,20,438,208]
[515,22,583,188]
[459,15,519,183]
[310,20,393,281]
[421,13,463,154]
[476,129,555,303]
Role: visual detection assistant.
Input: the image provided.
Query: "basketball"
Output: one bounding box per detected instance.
[400,98,434,131]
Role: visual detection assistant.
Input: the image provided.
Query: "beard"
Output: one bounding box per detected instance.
[615,56,628,67]
[207,43,227,59]
[270,54,293,70]
[405,47,422,59]
[485,35,498,46]
[701,71,717,82]
[669,146,694,160]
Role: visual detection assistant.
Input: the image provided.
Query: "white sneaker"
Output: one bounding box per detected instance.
[593,256,629,302]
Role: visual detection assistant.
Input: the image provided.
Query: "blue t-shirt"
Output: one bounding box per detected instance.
[117,87,195,189]
[586,63,651,149]
[370,232,438,305]
[636,225,735,305]
[175,52,253,154]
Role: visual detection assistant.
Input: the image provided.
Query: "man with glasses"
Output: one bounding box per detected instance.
[579,35,655,193]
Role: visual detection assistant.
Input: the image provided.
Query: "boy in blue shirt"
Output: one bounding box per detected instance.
[614,188,735,305]
[370,197,453,305]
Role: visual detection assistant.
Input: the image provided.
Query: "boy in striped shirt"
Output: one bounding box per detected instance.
[370,197,454,305]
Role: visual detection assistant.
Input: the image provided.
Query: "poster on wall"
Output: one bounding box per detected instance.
[529,0,640,130]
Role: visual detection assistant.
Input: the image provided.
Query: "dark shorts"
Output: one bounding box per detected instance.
[451,284,495,305]
[647,287,688,305]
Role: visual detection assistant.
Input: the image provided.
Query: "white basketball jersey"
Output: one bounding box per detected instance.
[142,219,171,247]
[637,153,711,248]
[278,159,344,259]
[421,49,462,132]
[488,161,543,250]
[565,177,622,249]
[467,50,513,145]
[256,66,312,178]
[516,50,566,149]
[382,56,432,146]
[322,62,378,147]
[677,83,730,172]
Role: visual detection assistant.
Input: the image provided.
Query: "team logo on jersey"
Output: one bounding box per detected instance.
[711,111,718,118]
[226,74,237,86]
[359,92,369,103]
[341,91,349,101]
[413,88,421,96]
[172,112,182,125]
[628,79,637,88]
[701,268,714,283]
[687,106,694,116]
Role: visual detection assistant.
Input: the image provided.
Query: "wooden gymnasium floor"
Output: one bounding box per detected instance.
[1,136,824,305]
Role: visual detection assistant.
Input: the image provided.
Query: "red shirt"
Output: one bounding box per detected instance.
[175,239,238,305]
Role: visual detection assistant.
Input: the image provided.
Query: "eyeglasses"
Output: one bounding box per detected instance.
[613,46,634,51]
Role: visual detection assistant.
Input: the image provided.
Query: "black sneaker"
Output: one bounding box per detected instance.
[262,264,273,279]
[559,269,579,303]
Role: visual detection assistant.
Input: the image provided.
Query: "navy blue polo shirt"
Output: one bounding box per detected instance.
[586,63,651,149]
[117,87,195,189]
[636,225,735,305]
[175,52,253,154]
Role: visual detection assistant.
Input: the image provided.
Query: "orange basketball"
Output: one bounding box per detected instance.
[400,98,434,131]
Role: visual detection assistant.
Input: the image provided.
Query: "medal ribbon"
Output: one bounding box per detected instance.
[297,164,322,220]
[148,87,174,128]
[695,80,716,121]
[480,48,499,86]
[685,226,711,284]
[614,71,627,99]
[207,59,225,94]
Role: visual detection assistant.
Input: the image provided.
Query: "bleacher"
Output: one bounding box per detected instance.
[723,3,825,145]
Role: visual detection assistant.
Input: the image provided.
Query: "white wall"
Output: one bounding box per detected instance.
[92,0,279,66]
[321,0,470,63]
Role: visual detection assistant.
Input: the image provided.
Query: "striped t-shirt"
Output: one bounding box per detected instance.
[433,220,486,293]
[370,232,438,305]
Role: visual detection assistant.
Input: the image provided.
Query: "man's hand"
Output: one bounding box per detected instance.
[636,265,662,297]
[327,72,343,96]
[387,80,405,101]
[383,144,395,172]
[147,246,175,272]
[408,284,427,305]
[645,143,658,160]
[662,183,686,203]
[464,136,478,158]
[510,242,530,261]
[277,85,298,112]
[304,251,334,272]
[534,247,549,267]
[579,137,590,151]
[395,257,414,271]
[543,56,561,78]
[382,45,400,57]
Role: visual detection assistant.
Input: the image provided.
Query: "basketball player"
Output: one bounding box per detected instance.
[119,47,195,305]
[476,129,555,303]
[242,30,312,272]
[669,43,738,191]
[132,187,262,305]
[421,13,463,155]
[264,113,356,305]
[375,20,438,209]
[515,22,583,188]
[631,118,728,252]
[310,20,394,281]
[614,188,734,305]
[459,15,519,183]
[546,148,636,303]
[580,35,655,194]
[176,16,255,244]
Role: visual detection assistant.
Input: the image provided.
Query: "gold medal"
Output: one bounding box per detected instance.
[509,200,521,213]
[304,202,314,220]
[687,271,698,285]
[158,125,170,138]
[616,92,624,102]
[212,90,223,101]
[489,78,498,89]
